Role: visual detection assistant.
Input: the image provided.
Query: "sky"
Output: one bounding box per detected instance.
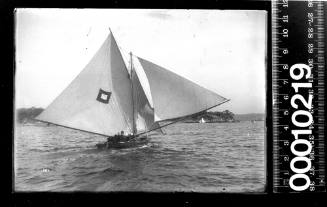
[15,9,267,114]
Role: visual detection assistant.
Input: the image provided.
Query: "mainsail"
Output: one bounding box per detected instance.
[137,57,229,122]
[36,32,134,136]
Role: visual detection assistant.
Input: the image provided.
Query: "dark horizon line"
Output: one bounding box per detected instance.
[15,106,265,115]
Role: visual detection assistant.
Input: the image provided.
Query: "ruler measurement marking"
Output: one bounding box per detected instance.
[272,0,326,192]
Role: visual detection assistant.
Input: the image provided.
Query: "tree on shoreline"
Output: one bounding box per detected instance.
[190,110,235,122]
[16,107,44,123]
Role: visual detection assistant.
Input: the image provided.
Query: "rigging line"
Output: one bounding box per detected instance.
[133,99,231,138]
[34,118,110,138]
[110,30,134,133]
[130,52,137,134]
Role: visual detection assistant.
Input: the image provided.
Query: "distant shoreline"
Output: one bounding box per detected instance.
[15,107,265,124]
[17,120,265,128]
[184,120,240,123]
[183,120,263,123]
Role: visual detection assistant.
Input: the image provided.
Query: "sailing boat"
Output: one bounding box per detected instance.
[199,118,206,123]
[36,29,229,149]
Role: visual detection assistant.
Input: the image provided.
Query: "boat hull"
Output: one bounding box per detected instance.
[96,137,149,149]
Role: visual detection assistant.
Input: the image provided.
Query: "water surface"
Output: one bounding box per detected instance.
[14,121,265,192]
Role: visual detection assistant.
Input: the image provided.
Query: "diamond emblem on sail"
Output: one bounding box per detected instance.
[96,89,111,104]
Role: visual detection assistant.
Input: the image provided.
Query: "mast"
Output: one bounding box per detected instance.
[130,52,137,135]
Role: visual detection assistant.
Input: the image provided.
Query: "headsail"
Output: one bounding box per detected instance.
[131,66,154,132]
[36,32,134,136]
[131,55,164,134]
[138,57,229,122]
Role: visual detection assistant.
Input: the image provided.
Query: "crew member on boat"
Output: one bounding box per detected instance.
[106,131,134,148]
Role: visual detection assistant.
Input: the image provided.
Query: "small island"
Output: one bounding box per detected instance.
[183,110,238,123]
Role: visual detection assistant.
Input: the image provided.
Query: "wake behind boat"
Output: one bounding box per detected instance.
[35,28,230,149]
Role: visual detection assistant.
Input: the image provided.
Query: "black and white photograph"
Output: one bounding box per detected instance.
[14,9,267,192]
